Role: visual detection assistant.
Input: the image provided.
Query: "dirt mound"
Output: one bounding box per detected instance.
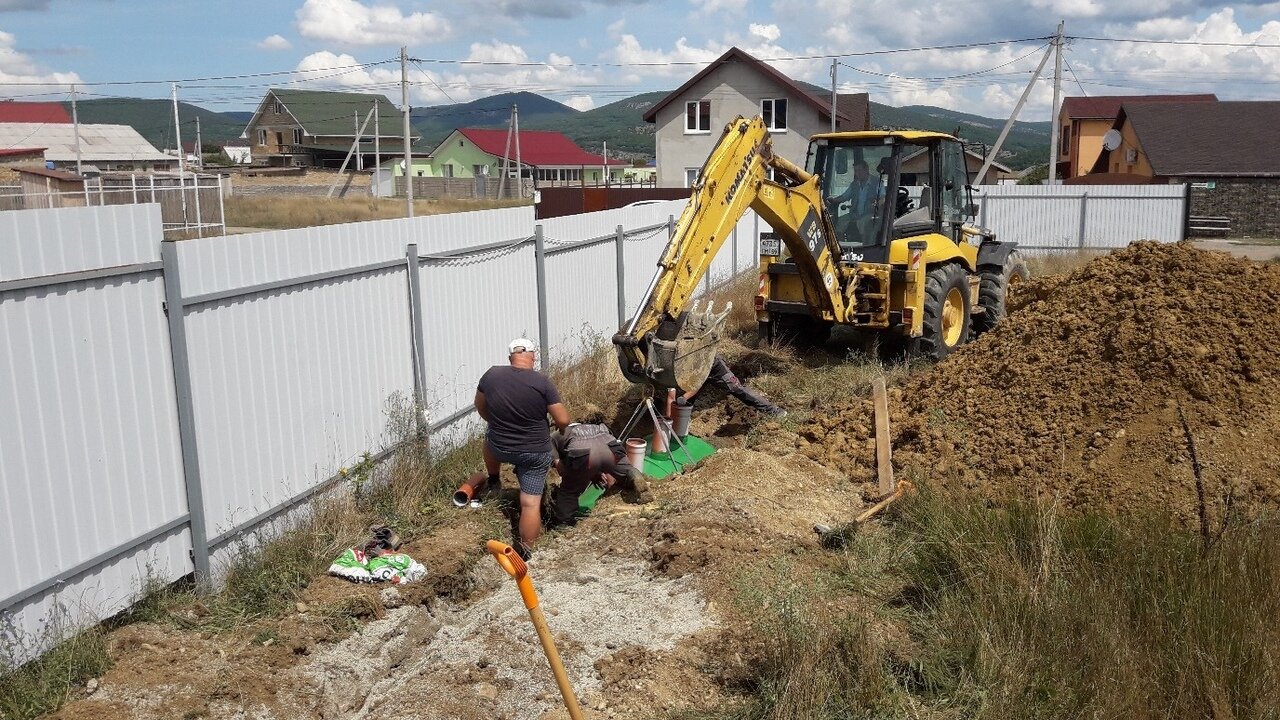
[800,242,1280,524]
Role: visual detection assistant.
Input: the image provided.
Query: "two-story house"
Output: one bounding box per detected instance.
[643,47,870,188]
[1055,94,1216,179]
[1087,101,1280,238]
[242,89,419,168]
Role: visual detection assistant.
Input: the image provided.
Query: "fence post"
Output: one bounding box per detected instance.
[979,191,989,229]
[615,225,627,328]
[150,174,156,204]
[1077,192,1089,249]
[404,243,429,433]
[159,240,212,586]
[131,173,138,204]
[534,225,550,365]
[217,175,226,236]
[193,175,204,239]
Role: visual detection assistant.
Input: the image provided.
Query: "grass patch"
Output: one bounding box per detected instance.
[224,195,529,230]
[0,616,110,720]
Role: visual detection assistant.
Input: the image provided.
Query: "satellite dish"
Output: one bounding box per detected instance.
[1102,129,1122,152]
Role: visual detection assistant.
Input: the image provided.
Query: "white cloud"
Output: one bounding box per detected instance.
[564,94,595,111]
[256,34,292,51]
[690,0,747,14]
[295,0,451,46]
[749,23,781,43]
[0,29,80,88]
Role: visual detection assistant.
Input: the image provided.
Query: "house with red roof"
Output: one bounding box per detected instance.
[1056,94,1216,179]
[427,127,627,185]
[0,101,72,124]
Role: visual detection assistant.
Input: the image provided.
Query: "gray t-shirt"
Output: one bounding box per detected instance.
[477,365,562,453]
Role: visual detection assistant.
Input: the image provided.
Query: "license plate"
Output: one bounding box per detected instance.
[759,233,781,257]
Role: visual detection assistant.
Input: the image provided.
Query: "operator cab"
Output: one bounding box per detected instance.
[806,132,974,265]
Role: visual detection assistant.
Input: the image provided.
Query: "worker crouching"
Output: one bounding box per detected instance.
[549,408,652,526]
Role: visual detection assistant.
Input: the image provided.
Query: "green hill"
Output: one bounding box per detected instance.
[66,98,245,150]
[412,91,576,150]
[872,103,1051,170]
[68,91,1050,170]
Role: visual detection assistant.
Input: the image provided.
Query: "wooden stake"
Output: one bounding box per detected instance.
[873,377,895,495]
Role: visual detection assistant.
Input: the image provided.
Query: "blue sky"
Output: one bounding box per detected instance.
[1,0,1277,119]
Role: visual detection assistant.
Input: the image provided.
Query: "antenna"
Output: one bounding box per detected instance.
[1102,129,1122,152]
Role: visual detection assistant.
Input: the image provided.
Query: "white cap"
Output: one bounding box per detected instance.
[508,337,536,354]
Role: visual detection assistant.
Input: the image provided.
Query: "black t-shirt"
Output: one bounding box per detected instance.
[477,365,562,453]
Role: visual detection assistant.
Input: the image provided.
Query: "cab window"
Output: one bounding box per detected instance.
[940,140,969,236]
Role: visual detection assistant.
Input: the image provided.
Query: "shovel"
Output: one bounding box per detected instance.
[486,540,585,720]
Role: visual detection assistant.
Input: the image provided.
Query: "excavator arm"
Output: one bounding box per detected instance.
[613,116,847,393]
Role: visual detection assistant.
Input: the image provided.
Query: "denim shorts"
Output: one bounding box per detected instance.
[486,440,554,496]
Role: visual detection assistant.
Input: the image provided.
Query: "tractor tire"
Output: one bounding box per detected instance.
[760,315,832,348]
[972,250,1030,335]
[911,263,972,361]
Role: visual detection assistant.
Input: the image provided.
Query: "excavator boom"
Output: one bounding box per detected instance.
[613,116,847,393]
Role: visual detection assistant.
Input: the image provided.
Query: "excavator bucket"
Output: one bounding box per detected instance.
[645,301,732,394]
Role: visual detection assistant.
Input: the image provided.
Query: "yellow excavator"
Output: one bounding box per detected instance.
[612,115,1028,394]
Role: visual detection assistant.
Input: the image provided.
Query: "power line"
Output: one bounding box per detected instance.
[0,58,397,87]
[838,43,1049,82]
[1069,35,1280,48]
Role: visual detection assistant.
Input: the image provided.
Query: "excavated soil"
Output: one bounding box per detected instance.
[798,241,1280,524]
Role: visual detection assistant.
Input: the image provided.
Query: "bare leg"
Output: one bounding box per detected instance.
[483,441,500,476]
[518,492,543,550]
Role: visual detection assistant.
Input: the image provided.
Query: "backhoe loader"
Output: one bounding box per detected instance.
[612,115,1028,394]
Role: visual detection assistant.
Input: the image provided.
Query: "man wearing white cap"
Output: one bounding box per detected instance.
[475,338,570,558]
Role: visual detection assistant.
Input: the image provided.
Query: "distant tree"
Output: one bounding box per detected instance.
[1019,164,1049,185]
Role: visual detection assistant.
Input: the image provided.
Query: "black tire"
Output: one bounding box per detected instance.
[760,315,832,347]
[972,250,1030,335]
[911,263,972,361]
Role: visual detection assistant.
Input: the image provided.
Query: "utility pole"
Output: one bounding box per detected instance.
[1047,21,1065,185]
[373,101,381,198]
[602,140,608,186]
[513,104,522,197]
[976,40,1055,186]
[171,82,185,175]
[497,105,514,199]
[401,46,414,218]
[194,115,203,171]
[70,83,83,175]
[830,58,838,132]
[354,111,362,171]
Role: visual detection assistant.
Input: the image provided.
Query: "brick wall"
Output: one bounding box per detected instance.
[1186,177,1280,238]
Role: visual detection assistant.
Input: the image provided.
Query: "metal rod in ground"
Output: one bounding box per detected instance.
[873,376,894,495]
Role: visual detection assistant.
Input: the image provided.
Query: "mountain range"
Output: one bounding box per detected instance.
[63,90,1051,170]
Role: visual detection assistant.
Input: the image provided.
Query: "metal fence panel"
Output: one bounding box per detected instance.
[0,205,189,663]
[974,185,1185,253]
[417,243,540,436]
[174,234,416,546]
[0,204,159,282]
[410,206,535,255]
[540,201,682,248]
[544,239,619,363]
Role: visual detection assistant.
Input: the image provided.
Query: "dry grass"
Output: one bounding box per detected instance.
[1026,249,1107,277]
[224,195,530,230]
[0,612,110,720]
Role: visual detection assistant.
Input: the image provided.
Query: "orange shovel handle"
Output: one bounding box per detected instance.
[486,540,539,609]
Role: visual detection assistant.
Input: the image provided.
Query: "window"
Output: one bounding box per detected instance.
[1059,125,1070,157]
[762,98,788,131]
[293,128,303,145]
[473,164,488,176]
[535,168,582,182]
[442,164,454,178]
[685,100,711,133]
[685,168,701,187]
[273,100,284,115]
[257,129,266,146]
